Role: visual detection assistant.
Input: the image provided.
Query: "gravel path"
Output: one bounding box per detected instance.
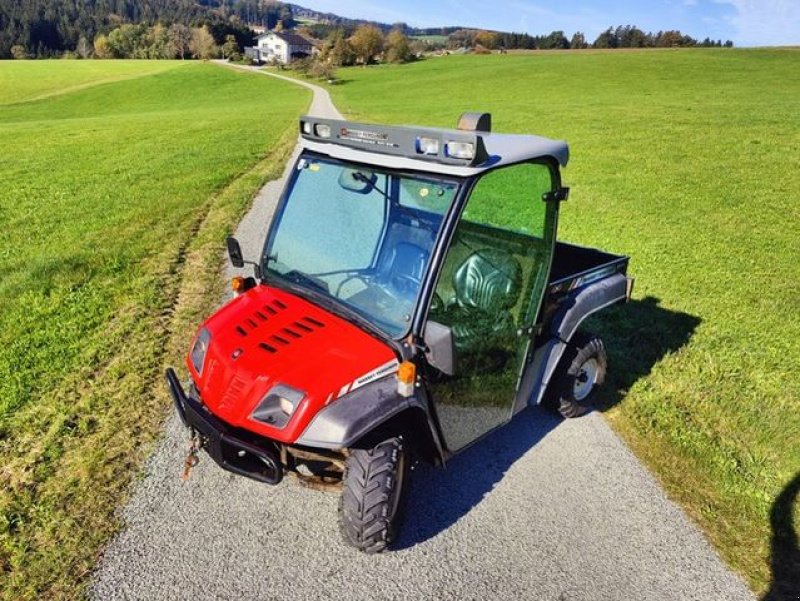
[90,64,754,601]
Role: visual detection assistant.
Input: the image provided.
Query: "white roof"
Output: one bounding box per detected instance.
[300,128,569,177]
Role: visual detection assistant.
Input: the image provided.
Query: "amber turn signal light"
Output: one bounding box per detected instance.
[397,361,415,397]
[231,276,246,295]
[397,361,415,384]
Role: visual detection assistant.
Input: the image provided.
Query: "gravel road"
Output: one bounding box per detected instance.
[90,65,754,601]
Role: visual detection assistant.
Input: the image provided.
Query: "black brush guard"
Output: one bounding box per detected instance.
[165,368,283,485]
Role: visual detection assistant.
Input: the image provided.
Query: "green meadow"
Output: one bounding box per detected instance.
[329,49,800,594]
[0,61,309,599]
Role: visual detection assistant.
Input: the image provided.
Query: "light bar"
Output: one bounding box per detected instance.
[298,117,489,167]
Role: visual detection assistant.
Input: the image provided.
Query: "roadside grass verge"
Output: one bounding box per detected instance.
[326,49,800,593]
[0,62,309,600]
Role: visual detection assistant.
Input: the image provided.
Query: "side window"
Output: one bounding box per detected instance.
[431,162,556,332]
[462,162,553,236]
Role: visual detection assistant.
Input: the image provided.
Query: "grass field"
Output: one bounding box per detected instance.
[328,49,800,594]
[0,61,308,600]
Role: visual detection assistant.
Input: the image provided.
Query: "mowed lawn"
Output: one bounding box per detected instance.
[330,49,800,594]
[0,61,308,600]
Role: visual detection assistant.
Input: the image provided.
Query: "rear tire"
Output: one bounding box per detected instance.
[338,437,408,553]
[547,332,607,418]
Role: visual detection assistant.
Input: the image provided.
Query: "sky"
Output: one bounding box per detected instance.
[299,0,800,46]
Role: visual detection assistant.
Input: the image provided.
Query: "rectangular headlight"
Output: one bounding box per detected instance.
[416,136,440,155]
[250,384,306,428]
[190,327,211,375]
[314,123,332,138]
[445,141,475,160]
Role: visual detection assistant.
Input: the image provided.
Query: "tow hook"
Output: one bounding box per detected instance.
[181,430,202,482]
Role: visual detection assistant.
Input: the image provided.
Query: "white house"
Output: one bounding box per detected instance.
[245,31,313,64]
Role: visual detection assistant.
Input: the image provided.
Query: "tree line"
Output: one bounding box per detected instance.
[0,0,734,60]
[450,25,733,51]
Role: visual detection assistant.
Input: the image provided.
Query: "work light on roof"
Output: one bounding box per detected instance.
[314,123,332,138]
[415,137,440,156]
[445,141,476,160]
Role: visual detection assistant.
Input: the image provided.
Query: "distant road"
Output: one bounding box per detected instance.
[90,62,754,601]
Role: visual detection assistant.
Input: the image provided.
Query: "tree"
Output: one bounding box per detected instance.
[474,30,499,50]
[93,35,111,58]
[570,32,587,49]
[146,24,170,59]
[190,27,218,60]
[325,30,356,66]
[658,30,685,47]
[593,27,617,49]
[349,25,383,65]
[168,24,192,59]
[541,30,569,49]
[10,44,27,59]
[385,29,412,63]
[222,34,240,60]
[309,60,336,81]
[76,36,91,58]
[107,24,148,58]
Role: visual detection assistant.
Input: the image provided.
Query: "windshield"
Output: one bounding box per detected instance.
[263,155,460,337]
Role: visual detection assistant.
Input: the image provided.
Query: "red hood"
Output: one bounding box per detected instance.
[186,284,398,443]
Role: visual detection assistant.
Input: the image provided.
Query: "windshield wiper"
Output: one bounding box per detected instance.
[282,270,329,294]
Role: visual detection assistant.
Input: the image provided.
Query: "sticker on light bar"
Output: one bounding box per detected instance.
[339,127,398,148]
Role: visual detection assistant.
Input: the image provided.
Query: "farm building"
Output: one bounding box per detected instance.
[245,31,314,64]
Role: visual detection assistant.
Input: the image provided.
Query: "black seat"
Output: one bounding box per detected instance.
[382,242,428,296]
[448,248,522,350]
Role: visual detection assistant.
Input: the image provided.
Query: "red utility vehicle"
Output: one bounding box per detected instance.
[166,113,632,552]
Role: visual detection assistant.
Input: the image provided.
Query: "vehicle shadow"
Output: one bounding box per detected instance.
[586,295,702,411]
[396,295,700,549]
[396,405,560,550]
[761,472,800,601]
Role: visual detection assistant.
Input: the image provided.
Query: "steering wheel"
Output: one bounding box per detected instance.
[390,273,421,297]
[335,273,371,297]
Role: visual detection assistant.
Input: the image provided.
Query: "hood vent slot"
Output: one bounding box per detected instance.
[303,316,325,328]
[294,321,313,333]
[259,342,277,354]
[271,334,290,346]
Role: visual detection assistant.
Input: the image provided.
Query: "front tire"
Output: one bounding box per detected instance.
[548,332,607,418]
[338,437,408,553]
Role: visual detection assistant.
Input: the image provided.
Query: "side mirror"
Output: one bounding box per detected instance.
[424,320,455,376]
[226,236,244,268]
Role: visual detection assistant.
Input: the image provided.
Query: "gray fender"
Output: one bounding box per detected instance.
[296,376,443,459]
[516,273,630,410]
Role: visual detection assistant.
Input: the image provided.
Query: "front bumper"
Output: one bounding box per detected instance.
[165,368,283,484]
